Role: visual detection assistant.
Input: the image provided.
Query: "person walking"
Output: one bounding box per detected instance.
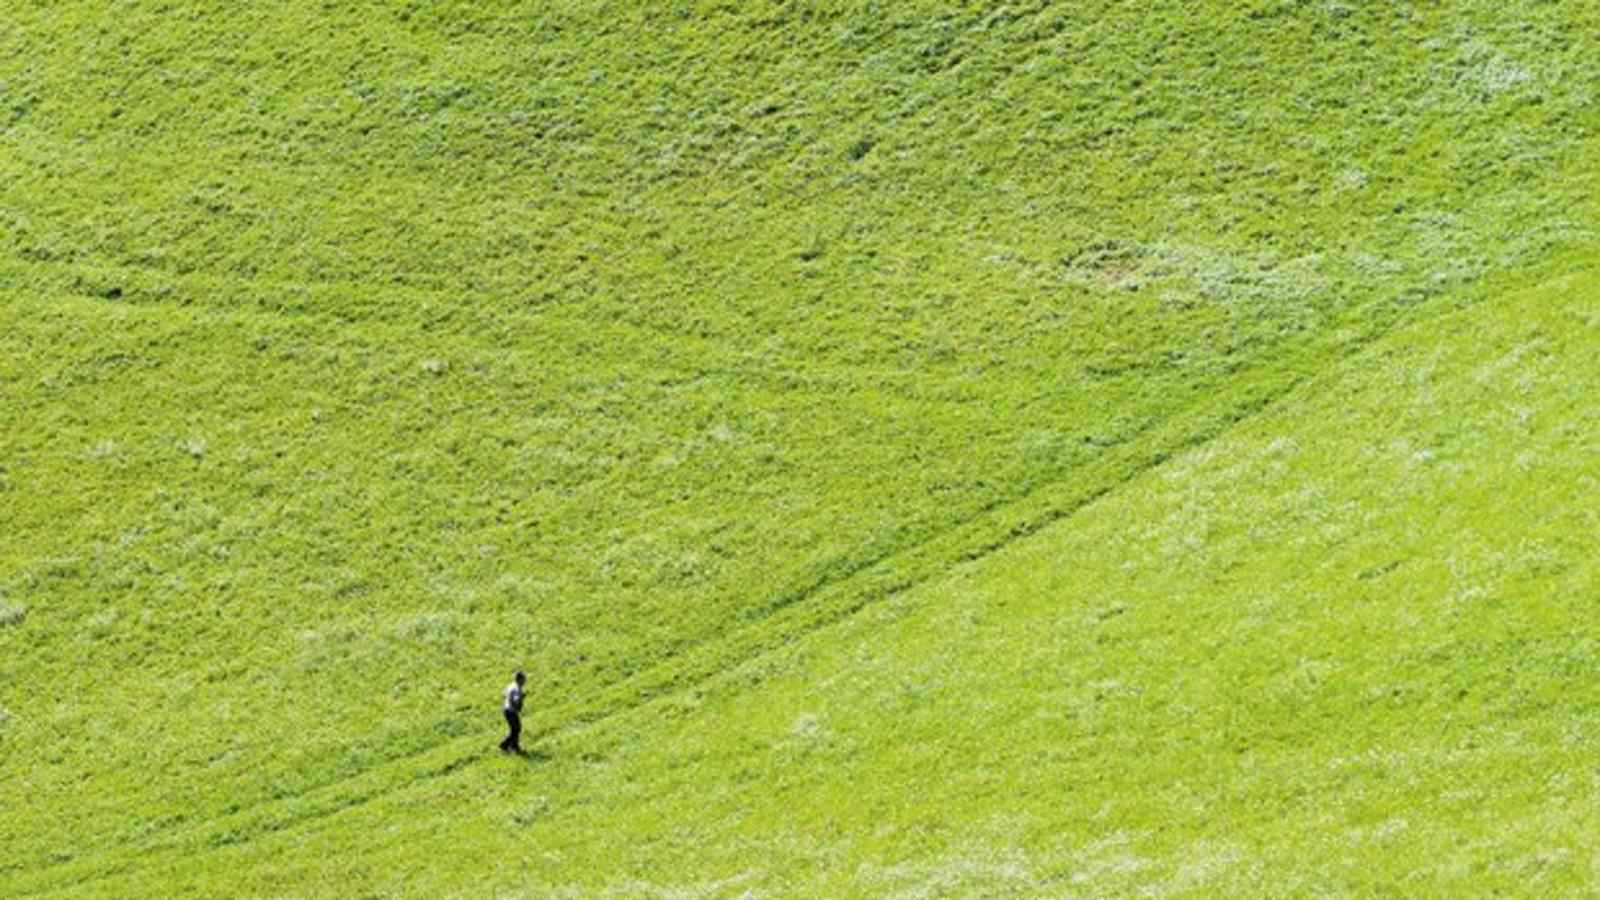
[500,669,526,754]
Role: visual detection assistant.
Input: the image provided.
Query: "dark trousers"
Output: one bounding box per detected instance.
[500,709,522,752]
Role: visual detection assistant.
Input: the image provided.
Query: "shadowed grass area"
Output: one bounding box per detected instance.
[2,0,1598,895]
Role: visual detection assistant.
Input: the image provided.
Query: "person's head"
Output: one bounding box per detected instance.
[514,669,525,685]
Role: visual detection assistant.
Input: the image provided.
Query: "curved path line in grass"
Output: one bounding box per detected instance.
[3,251,1052,400]
[12,225,1590,892]
[42,261,1600,897]
[5,290,1422,897]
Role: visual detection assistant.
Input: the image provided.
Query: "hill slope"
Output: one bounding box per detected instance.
[14,261,1599,897]
[2,1,1598,895]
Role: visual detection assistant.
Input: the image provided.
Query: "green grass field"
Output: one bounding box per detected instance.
[3,1,1598,895]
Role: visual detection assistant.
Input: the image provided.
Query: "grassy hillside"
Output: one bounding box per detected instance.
[2,0,1598,895]
[32,258,1598,898]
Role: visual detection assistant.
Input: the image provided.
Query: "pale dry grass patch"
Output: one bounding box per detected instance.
[859,843,1040,899]
[0,601,26,628]
[599,868,766,900]
[1060,831,1155,891]
[1142,839,1247,898]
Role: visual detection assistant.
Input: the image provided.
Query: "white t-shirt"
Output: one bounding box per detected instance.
[504,681,525,714]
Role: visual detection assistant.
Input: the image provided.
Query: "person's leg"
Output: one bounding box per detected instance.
[501,709,516,751]
[509,711,522,752]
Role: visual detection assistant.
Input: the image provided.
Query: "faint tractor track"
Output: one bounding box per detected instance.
[5,294,1426,898]
[22,215,1548,893]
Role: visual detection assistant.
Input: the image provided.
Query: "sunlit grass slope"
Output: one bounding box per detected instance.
[20,262,1600,897]
[2,0,1598,895]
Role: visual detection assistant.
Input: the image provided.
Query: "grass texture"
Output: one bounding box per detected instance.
[2,1,1598,895]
